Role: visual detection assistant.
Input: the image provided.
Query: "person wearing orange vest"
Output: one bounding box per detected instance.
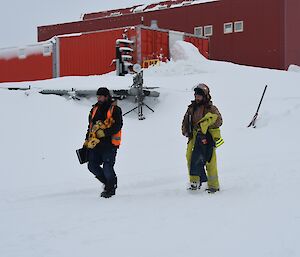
[83,87,123,198]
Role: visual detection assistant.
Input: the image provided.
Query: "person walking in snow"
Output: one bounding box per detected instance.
[83,87,123,198]
[182,83,224,193]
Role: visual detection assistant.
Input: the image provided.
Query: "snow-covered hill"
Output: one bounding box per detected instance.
[1,42,299,257]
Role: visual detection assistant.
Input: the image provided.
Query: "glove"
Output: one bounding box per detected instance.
[215,137,224,148]
[83,140,89,148]
[91,123,101,133]
[96,129,105,138]
[87,138,100,149]
[104,117,115,128]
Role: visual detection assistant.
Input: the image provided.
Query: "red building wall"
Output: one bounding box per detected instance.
[59,29,129,77]
[184,36,209,59]
[284,0,300,69]
[140,28,169,62]
[207,0,284,69]
[38,0,289,70]
[38,15,142,42]
[0,53,53,83]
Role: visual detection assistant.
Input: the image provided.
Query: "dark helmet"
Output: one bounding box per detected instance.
[96,87,111,97]
[194,83,212,103]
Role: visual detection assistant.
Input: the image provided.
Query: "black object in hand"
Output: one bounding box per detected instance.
[76,147,88,164]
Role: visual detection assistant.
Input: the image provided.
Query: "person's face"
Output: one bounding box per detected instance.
[97,95,108,103]
[195,94,204,103]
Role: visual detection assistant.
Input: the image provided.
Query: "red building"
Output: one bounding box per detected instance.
[38,0,300,70]
[0,26,208,82]
[0,43,53,83]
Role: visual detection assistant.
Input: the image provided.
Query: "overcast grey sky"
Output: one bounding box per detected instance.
[0,0,156,48]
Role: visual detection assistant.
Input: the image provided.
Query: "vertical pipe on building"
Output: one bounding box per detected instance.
[136,26,142,65]
[52,37,60,78]
[283,0,287,69]
[51,39,55,77]
[208,37,210,59]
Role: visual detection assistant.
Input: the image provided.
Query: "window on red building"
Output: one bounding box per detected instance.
[204,25,213,36]
[194,26,203,37]
[224,22,233,34]
[234,21,244,32]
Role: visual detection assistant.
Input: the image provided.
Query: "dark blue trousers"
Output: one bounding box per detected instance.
[190,133,208,183]
[87,147,118,190]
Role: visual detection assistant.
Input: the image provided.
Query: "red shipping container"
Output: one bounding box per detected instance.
[0,44,53,83]
[59,29,127,77]
[57,25,207,78]
[140,28,169,62]
[0,26,208,83]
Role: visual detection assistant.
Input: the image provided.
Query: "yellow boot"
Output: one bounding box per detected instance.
[206,149,220,191]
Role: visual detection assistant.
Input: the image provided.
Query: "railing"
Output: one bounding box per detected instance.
[142,59,160,68]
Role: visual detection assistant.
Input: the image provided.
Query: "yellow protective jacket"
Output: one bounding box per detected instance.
[182,101,223,140]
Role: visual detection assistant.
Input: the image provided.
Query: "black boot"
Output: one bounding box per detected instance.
[100,183,117,198]
[100,187,116,198]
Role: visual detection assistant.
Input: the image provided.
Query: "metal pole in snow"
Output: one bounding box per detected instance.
[247,85,268,128]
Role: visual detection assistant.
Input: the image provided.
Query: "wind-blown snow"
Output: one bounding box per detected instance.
[1,42,300,257]
[171,40,208,62]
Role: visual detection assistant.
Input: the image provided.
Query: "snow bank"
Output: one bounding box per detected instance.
[288,64,300,73]
[147,41,238,76]
[145,40,213,75]
[170,40,208,62]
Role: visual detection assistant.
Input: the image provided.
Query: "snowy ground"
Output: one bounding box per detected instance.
[1,42,300,257]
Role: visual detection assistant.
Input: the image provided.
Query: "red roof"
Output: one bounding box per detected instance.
[83,1,211,20]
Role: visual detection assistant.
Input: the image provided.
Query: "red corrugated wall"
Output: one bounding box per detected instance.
[0,54,52,83]
[59,27,174,77]
[140,28,169,62]
[59,28,137,77]
[284,0,300,69]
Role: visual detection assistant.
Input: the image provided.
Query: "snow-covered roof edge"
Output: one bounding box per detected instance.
[0,40,54,61]
[83,0,219,20]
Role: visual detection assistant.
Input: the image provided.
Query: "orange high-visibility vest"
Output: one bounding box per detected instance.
[90,105,122,146]
[107,105,122,146]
